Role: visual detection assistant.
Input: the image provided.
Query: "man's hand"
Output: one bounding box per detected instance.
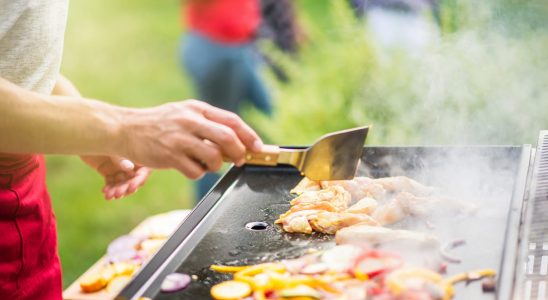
[50,75,152,200]
[0,76,264,182]
[81,155,151,200]
[119,100,263,180]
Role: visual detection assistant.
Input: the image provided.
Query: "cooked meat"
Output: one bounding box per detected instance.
[371,198,406,226]
[372,192,440,225]
[275,209,323,234]
[282,176,439,235]
[373,176,434,197]
[344,197,378,215]
[307,212,380,234]
[290,177,321,195]
[320,177,387,202]
[290,186,351,211]
[286,201,340,214]
[335,224,439,248]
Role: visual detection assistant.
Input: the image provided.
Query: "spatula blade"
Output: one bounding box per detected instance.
[300,126,369,181]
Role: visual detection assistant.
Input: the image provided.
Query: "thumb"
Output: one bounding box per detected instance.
[111,156,135,171]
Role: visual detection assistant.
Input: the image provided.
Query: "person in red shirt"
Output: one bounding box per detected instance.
[181,0,273,201]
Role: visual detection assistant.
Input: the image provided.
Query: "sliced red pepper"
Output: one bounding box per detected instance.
[352,250,403,279]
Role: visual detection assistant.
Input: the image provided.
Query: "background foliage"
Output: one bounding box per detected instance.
[51,0,547,287]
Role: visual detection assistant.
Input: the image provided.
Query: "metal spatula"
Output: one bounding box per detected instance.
[244,126,369,181]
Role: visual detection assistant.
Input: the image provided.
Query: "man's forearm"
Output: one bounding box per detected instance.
[0,77,130,156]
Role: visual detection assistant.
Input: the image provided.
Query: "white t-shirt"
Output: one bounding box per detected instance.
[0,0,68,94]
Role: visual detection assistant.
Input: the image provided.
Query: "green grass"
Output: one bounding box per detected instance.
[51,0,194,287]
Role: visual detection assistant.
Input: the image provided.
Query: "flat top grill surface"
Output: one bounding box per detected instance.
[121,146,529,300]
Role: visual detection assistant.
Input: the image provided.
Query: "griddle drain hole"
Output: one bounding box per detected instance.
[245,221,268,231]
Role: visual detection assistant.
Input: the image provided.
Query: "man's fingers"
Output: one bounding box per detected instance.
[192,120,245,165]
[175,155,207,180]
[104,185,117,200]
[96,156,134,176]
[114,157,135,171]
[103,167,151,200]
[127,167,150,193]
[202,106,263,152]
[184,136,224,171]
[113,182,131,199]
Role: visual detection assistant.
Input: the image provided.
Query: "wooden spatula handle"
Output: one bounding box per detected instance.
[244,145,280,166]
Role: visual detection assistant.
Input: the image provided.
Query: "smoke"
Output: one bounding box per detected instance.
[250,0,548,147]
[372,30,548,145]
[353,1,548,145]
[355,145,525,287]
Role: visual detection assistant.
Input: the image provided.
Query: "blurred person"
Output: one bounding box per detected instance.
[180,0,272,202]
[259,0,303,82]
[350,0,441,56]
[0,0,264,299]
[260,0,301,54]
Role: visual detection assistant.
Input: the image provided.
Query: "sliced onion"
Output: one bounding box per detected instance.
[107,249,138,264]
[321,245,362,273]
[107,235,143,254]
[440,239,466,264]
[160,273,191,293]
[281,259,307,273]
[300,262,328,275]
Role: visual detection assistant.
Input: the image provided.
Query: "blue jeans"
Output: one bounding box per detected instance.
[179,32,272,202]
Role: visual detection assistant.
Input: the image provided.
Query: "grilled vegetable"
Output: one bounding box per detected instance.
[300,263,328,275]
[482,276,496,292]
[160,273,191,293]
[79,273,108,293]
[106,275,131,293]
[386,268,454,300]
[446,269,496,285]
[79,265,116,293]
[353,250,403,279]
[211,280,252,299]
[210,264,250,273]
[279,284,321,299]
[112,262,136,276]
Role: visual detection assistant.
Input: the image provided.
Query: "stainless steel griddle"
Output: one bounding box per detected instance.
[116,131,548,300]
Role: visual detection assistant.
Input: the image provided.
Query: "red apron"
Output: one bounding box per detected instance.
[0,154,62,300]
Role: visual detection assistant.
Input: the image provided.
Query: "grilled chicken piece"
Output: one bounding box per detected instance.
[293,176,433,201]
[335,224,439,248]
[307,212,380,234]
[372,192,440,225]
[290,177,321,195]
[290,186,351,211]
[373,176,434,197]
[344,197,378,215]
[275,209,323,234]
[320,177,387,202]
[286,201,340,214]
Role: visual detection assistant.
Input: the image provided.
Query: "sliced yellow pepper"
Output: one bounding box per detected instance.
[210,264,250,273]
[353,267,369,281]
[211,280,252,300]
[253,289,267,300]
[234,263,286,290]
[445,269,496,285]
[387,268,456,300]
